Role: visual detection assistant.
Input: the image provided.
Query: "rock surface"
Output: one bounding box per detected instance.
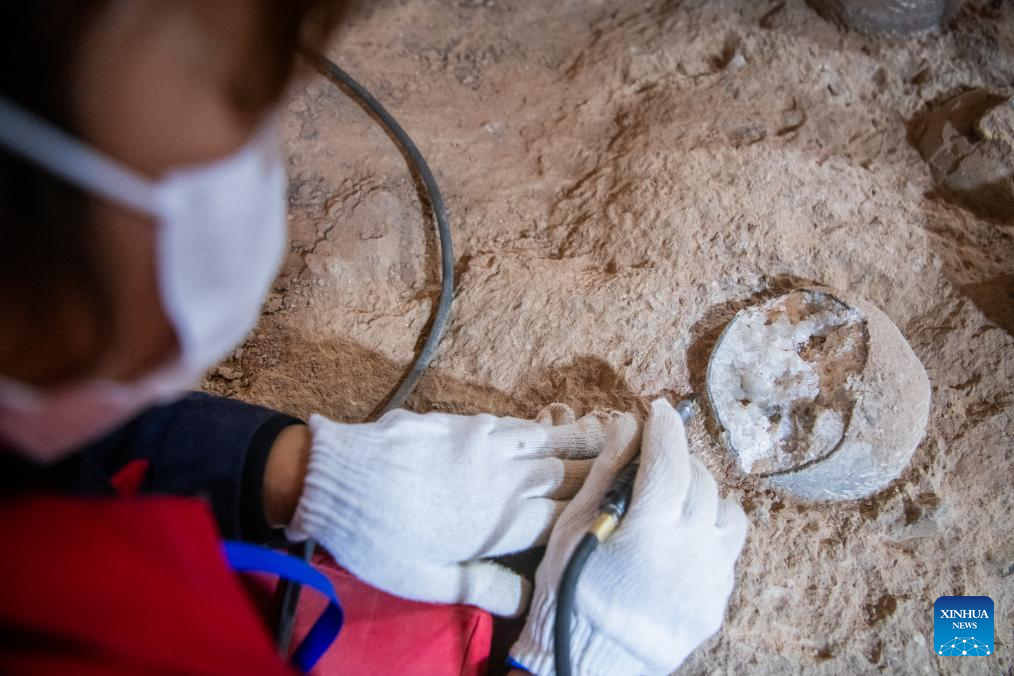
[762,287,932,501]
[807,0,964,36]
[915,89,1014,220]
[205,1,1014,673]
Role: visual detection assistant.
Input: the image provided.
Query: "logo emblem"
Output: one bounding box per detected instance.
[934,596,993,657]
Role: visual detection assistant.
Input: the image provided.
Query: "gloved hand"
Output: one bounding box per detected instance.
[510,399,749,675]
[286,403,610,617]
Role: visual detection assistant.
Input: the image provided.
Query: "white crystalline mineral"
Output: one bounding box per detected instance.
[708,291,865,474]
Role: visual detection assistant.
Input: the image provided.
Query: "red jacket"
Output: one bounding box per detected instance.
[0,394,493,674]
[0,493,492,674]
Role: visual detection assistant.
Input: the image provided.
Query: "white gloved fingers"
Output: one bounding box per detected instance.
[373,406,422,427]
[535,402,576,426]
[682,457,720,525]
[482,497,568,556]
[541,412,610,459]
[492,403,578,435]
[505,412,609,461]
[432,560,532,618]
[510,402,751,676]
[525,457,596,500]
[564,411,641,517]
[537,413,640,565]
[550,458,596,499]
[716,497,750,556]
[629,399,691,515]
[714,494,742,529]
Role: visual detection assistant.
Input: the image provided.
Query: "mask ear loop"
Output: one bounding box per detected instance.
[0,95,156,214]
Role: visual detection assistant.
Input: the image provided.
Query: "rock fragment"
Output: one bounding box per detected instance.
[915,90,1014,220]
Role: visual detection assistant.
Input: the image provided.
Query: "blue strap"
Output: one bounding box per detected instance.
[222,541,343,672]
[507,656,532,672]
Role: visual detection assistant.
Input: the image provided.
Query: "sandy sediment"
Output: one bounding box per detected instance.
[205,1,1014,673]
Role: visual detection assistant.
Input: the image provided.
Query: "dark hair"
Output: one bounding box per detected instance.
[0,3,110,383]
[0,1,344,383]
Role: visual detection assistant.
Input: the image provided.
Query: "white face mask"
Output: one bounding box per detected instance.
[0,97,287,461]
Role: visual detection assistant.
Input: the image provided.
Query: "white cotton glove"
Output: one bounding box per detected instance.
[285,403,610,617]
[510,399,749,675]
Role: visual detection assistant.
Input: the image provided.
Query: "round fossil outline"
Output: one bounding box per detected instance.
[704,288,871,478]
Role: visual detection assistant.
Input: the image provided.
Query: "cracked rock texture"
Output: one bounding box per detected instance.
[914,88,1014,220]
[204,1,1013,673]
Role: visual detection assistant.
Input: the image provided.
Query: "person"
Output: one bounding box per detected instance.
[0,2,748,674]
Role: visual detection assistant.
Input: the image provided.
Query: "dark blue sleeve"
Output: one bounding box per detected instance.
[78,392,302,543]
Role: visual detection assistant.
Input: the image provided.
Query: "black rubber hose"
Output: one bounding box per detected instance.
[305,50,455,417]
[276,51,456,658]
[555,532,599,676]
